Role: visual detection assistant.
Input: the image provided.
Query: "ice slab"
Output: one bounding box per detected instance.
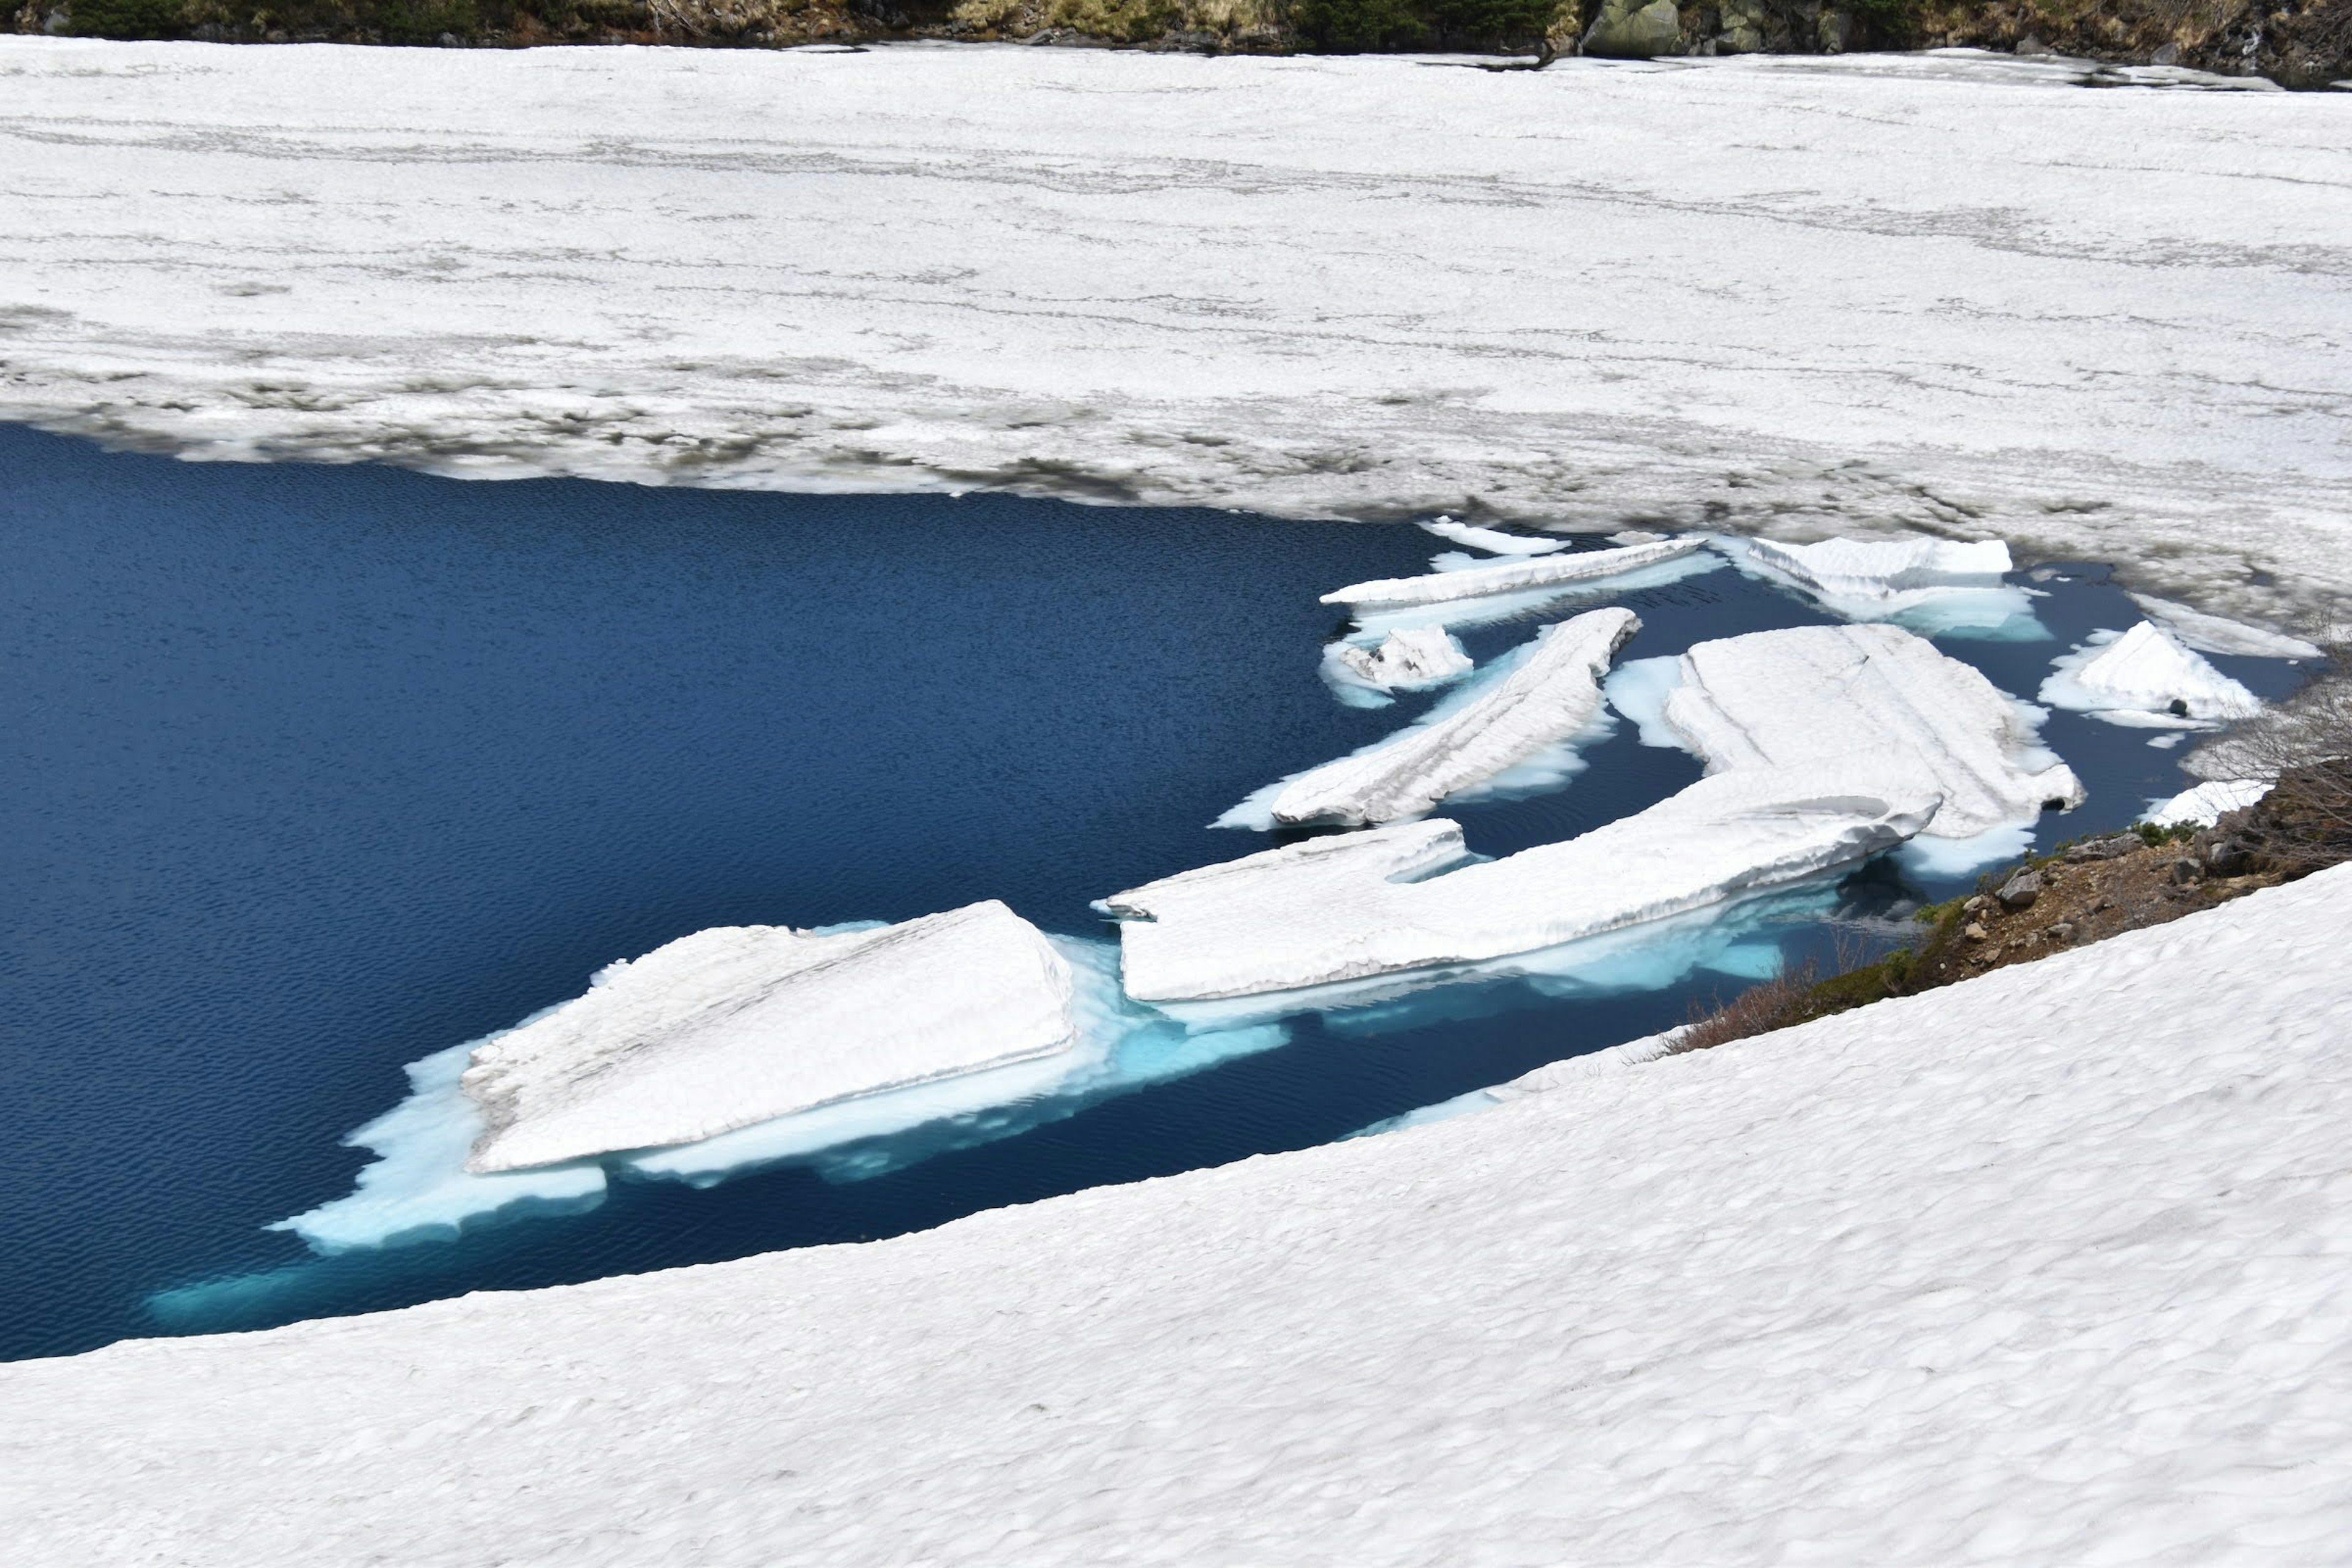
[2127,594,2321,661]
[1112,766,1940,1003]
[1321,627,1474,709]
[1416,517,1571,557]
[2040,622,2264,728]
[1717,535,2043,639]
[1321,538,1703,614]
[463,901,1079,1174]
[2146,778,2272,829]
[1226,609,1636,829]
[1663,623,2083,840]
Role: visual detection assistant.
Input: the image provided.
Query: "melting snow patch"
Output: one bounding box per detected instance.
[2040,622,2263,728]
[1223,608,1635,829]
[2145,778,2272,829]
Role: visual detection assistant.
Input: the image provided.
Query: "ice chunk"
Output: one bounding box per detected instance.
[268,1042,608,1256]
[1719,535,2043,639]
[1224,609,1637,829]
[2040,622,2263,727]
[463,901,1078,1173]
[2145,778,2272,829]
[1663,624,2083,840]
[1321,627,1474,707]
[1111,766,1940,1003]
[1416,518,1571,556]
[2127,593,2320,661]
[1321,538,1704,613]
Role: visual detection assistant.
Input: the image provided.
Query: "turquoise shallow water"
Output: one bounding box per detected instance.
[0,423,2301,1361]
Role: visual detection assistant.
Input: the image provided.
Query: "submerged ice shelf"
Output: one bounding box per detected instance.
[1321,627,1474,709]
[1227,609,1635,829]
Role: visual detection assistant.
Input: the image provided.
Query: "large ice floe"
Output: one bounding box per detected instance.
[1120,624,2076,1004]
[276,910,1286,1250]
[1718,534,2044,639]
[1227,609,1635,829]
[2040,620,2266,728]
[461,902,1077,1174]
[1321,537,1703,617]
[1414,516,1569,556]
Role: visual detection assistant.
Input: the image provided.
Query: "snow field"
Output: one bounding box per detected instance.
[10,864,2352,1565]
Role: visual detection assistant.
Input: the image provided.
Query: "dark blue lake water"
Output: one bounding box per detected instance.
[0,423,2305,1362]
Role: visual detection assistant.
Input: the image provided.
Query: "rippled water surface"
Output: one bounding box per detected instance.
[0,424,2304,1360]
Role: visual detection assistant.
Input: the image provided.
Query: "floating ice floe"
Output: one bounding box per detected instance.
[275,921,1287,1250]
[463,902,1078,1173]
[2040,621,2264,729]
[1226,609,1637,829]
[1664,624,2084,842]
[1719,535,2044,639]
[1319,627,1474,709]
[2125,593,2321,661]
[1415,517,1572,557]
[1323,538,1706,616]
[1110,765,1940,1005]
[2144,778,2273,829]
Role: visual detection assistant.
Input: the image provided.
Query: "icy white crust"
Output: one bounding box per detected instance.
[1321,538,1703,612]
[1239,609,1635,829]
[1744,536,2011,599]
[2125,593,2321,661]
[2040,621,2264,726]
[2146,778,2273,829]
[461,902,1077,1174]
[1664,624,2084,839]
[1112,767,1939,1003]
[1415,518,1570,557]
[1325,628,1474,695]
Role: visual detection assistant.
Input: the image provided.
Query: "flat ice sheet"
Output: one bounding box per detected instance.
[1228,608,1634,828]
[463,901,1077,1172]
[7,41,2347,623]
[1664,622,2082,840]
[15,867,2352,1565]
[1117,765,1937,1002]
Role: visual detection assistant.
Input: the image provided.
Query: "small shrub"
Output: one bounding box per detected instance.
[67,0,191,36]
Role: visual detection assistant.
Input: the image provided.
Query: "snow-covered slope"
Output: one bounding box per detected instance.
[1226,608,1634,827]
[462,902,1077,1173]
[9,867,2350,1566]
[7,40,2350,620]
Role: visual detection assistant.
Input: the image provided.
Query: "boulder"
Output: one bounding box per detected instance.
[2171,857,2205,885]
[1996,870,2042,911]
[2065,834,2139,864]
[1583,0,1681,58]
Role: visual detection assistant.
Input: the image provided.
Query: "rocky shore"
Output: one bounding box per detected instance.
[16,0,2350,92]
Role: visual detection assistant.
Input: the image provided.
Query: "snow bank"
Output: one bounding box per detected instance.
[1720,534,2043,639]
[2146,778,2274,829]
[1415,518,1569,556]
[1321,538,1703,614]
[1664,623,2082,841]
[1319,627,1472,708]
[461,902,1077,1173]
[18,864,2352,1566]
[1115,766,1938,1003]
[1225,609,1634,829]
[2040,621,2265,728]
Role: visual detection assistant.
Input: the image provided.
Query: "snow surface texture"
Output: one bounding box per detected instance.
[2041,621,2266,729]
[1319,626,1472,708]
[2147,778,2274,828]
[8,41,2348,621]
[1113,766,1938,1003]
[461,901,1077,1173]
[12,867,2352,1565]
[1663,623,2084,839]
[1226,608,1635,828]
